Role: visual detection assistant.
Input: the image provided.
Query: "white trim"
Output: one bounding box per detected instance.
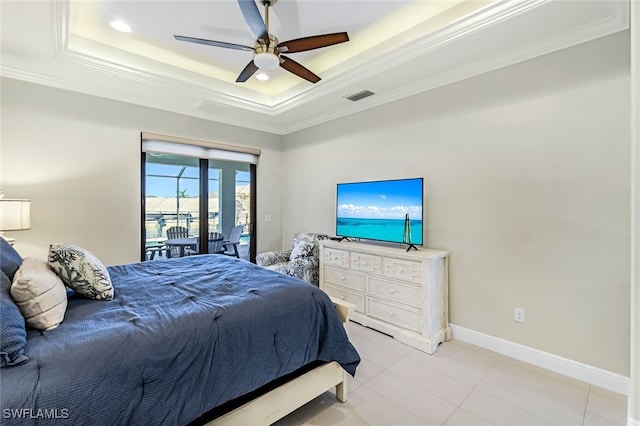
[628,418,640,426]
[449,324,629,395]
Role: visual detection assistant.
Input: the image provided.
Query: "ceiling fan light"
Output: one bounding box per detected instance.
[255,72,270,81]
[254,53,279,70]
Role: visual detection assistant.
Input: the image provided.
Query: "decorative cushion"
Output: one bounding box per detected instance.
[0,237,22,281]
[11,258,67,330]
[256,250,291,267]
[48,243,114,301]
[290,240,314,261]
[0,270,28,368]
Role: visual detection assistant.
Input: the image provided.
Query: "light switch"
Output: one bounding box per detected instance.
[264,214,272,223]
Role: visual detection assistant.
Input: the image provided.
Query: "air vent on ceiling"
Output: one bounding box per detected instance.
[344,90,375,102]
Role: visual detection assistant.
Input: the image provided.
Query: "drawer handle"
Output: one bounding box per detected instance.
[340,276,345,281]
[340,295,345,300]
[389,311,395,317]
[389,289,395,294]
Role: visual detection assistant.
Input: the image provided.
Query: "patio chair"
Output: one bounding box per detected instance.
[222,225,243,258]
[166,226,195,257]
[207,232,225,254]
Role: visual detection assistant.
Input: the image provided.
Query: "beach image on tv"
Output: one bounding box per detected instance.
[336,178,423,245]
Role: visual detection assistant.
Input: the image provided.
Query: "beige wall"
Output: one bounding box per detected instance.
[282,32,631,376]
[0,78,283,265]
[0,29,631,382]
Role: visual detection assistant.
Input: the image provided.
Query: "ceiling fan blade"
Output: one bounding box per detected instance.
[236,60,260,83]
[174,35,254,51]
[280,56,320,84]
[278,32,349,53]
[237,0,268,42]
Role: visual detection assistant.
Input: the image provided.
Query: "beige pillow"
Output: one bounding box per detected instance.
[11,257,67,331]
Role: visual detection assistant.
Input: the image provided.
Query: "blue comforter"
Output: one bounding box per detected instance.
[0,255,360,425]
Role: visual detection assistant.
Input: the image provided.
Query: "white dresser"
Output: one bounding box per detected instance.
[320,240,450,354]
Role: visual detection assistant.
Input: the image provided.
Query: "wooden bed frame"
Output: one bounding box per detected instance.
[208,297,354,425]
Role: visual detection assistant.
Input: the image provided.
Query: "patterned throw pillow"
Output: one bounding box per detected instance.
[48,244,113,301]
[11,258,67,330]
[290,240,314,261]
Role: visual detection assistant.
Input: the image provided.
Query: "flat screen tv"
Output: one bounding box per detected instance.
[336,177,423,246]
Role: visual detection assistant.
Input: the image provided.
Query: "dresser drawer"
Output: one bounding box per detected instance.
[383,257,423,284]
[323,285,365,313]
[323,266,365,292]
[323,247,349,268]
[350,252,382,275]
[367,298,421,332]
[367,277,422,309]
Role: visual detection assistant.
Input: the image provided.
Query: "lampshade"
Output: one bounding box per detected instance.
[0,199,31,231]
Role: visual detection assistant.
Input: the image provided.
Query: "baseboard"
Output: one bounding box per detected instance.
[449,324,629,396]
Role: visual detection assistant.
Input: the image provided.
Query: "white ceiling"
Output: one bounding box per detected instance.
[0,0,629,135]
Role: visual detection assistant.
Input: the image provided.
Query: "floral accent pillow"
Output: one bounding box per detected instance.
[48,244,113,301]
[290,240,314,261]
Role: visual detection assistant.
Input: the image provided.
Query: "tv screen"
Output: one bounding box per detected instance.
[336,177,423,245]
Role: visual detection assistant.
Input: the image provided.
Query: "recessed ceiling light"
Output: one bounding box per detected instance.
[110,20,132,33]
[255,72,269,81]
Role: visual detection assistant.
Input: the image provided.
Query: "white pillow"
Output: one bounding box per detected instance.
[48,243,113,301]
[11,258,67,331]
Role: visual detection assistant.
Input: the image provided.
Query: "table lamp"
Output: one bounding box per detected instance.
[0,198,31,245]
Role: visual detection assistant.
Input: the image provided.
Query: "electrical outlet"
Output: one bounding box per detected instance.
[514,307,526,323]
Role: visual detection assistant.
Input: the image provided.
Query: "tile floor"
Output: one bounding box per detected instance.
[276,322,628,426]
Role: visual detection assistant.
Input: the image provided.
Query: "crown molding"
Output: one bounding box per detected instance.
[49,0,550,116]
[271,0,546,115]
[51,1,279,115]
[4,0,630,135]
[0,64,283,135]
[279,0,630,134]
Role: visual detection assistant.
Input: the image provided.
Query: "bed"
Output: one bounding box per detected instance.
[0,250,360,426]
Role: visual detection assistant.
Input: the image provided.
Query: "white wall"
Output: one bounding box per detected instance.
[0,78,283,266]
[282,31,631,376]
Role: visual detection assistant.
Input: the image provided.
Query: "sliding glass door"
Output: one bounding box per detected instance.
[142,153,255,262]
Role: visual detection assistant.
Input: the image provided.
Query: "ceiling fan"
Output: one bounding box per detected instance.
[174,0,349,84]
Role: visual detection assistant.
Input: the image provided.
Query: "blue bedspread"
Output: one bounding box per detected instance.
[0,255,360,425]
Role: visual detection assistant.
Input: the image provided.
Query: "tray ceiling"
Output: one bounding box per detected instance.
[0,0,629,135]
